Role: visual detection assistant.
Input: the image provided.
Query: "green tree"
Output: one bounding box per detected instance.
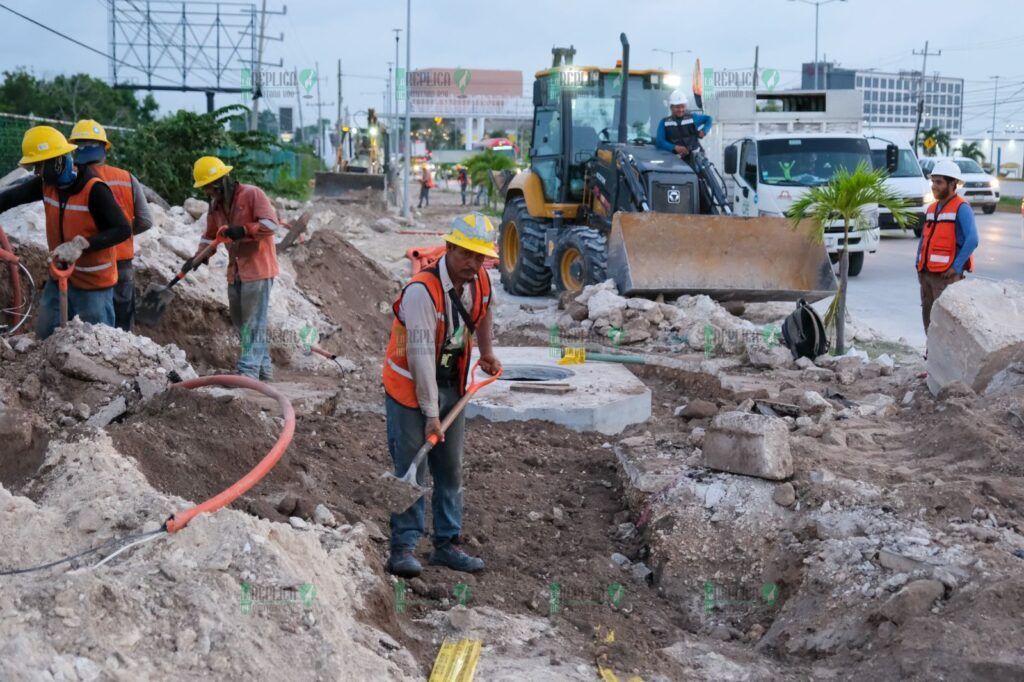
[0,69,157,126]
[955,141,985,164]
[787,163,912,354]
[920,126,950,157]
[465,148,516,209]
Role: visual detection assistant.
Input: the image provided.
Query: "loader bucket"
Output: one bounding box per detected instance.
[313,171,385,198]
[607,212,838,302]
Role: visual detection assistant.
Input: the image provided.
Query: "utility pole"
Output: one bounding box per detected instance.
[294,66,304,143]
[991,75,1000,169]
[393,28,402,167]
[912,41,941,154]
[250,0,268,130]
[315,60,324,161]
[753,46,759,94]
[402,1,411,219]
[336,59,342,132]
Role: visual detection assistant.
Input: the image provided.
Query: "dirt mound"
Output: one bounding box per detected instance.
[288,229,399,358]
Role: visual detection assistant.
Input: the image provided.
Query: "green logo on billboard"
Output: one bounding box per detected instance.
[299,68,318,94]
[761,68,780,91]
[454,67,471,96]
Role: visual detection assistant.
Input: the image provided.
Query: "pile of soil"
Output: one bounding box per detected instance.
[288,229,399,357]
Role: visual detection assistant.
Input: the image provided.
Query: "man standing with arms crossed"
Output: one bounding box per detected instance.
[381,213,502,578]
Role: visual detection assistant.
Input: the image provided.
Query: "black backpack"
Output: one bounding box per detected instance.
[781,298,830,360]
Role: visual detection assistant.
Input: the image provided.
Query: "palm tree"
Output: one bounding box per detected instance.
[465,149,516,209]
[920,126,950,156]
[956,141,985,164]
[787,163,913,354]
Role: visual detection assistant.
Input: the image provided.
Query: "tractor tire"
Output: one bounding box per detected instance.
[552,226,608,294]
[847,251,865,277]
[498,197,552,296]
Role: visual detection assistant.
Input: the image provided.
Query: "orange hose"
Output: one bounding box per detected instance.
[165,375,296,533]
[405,245,499,276]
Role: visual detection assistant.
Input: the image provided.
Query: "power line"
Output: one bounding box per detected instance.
[0,2,181,87]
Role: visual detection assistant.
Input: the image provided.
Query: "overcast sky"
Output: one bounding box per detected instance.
[1,0,1022,138]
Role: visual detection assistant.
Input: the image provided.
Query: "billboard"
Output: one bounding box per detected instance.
[407,68,522,98]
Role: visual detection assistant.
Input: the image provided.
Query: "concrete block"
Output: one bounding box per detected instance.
[926,279,1024,396]
[703,411,793,481]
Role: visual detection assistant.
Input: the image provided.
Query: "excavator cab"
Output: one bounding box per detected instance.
[498,35,837,302]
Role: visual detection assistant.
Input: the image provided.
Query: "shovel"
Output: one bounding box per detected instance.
[376,360,502,511]
[137,237,223,326]
[48,260,74,326]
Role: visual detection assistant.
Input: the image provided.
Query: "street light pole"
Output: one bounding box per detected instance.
[402,0,411,219]
[991,75,1000,168]
[789,0,846,90]
[652,48,691,71]
[393,29,401,148]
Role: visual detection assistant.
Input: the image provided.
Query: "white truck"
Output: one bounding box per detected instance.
[703,90,886,276]
[866,136,930,237]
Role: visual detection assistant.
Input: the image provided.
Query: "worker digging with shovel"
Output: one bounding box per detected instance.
[381,213,502,578]
[0,126,130,338]
[183,156,281,380]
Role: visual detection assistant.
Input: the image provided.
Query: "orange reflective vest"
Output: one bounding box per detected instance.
[382,264,492,409]
[917,194,974,274]
[92,164,136,262]
[43,177,117,290]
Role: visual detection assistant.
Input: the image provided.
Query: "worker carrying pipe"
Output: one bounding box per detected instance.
[381,212,503,578]
[0,126,131,338]
[188,156,281,380]
[69,119,154,332]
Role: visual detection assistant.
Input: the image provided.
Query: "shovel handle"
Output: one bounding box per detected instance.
[166,237,225,289]
[49,261,73,326]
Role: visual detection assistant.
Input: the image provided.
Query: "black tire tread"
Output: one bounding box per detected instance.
[498,198,552,296]
[552,226,608,292]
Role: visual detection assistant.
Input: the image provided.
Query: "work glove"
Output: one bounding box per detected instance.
[219,224,247,241]
[49,235,89,265]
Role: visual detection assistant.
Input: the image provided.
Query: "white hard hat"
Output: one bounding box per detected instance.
[668,90,688,106]
[930,159,963,182]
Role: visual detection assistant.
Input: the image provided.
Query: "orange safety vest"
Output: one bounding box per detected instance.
[43,177,118,290]
[382,264,492,409]
[92,164,136,262]
[917,194,974,274]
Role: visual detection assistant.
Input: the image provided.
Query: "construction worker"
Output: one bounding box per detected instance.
[189,156,280,380]
[381,213,502,578]
[417,164,434,209]
[0,126,130,338]
[655,90,713,161]
[69,119,153,332]
[457,165,469,206]
[916,159,979,332]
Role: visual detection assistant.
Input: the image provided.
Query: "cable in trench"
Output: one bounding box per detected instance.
[0,375,296,575]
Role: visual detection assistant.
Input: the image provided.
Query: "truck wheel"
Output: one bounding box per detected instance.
[499,197,552,296]
[552,226,608,294]
[847,251,865,277]
[982,205,996,215]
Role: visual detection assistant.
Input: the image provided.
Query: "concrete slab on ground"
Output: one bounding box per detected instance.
[466,346,651,435]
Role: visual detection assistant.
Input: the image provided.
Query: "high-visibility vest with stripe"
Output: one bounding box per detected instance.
[382,264,491,409]
[43,177,118,290]
[917,194,974,274]
[92,164,136,262]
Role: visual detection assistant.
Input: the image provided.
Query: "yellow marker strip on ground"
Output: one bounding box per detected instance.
[428,639,482,682]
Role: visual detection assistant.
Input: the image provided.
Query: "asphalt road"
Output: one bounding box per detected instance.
[839,210,1024,351]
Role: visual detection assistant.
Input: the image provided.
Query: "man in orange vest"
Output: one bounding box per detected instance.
[417,164,434,209]
[189,156,281,380]
[381,213,502,578]
[0,126,131,338]
[69,119,154,331]
[916,159,980,332]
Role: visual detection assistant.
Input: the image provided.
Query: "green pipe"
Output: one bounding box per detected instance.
[585,352,646,365]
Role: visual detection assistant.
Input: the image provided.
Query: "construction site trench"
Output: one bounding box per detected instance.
[2,187,1024,680]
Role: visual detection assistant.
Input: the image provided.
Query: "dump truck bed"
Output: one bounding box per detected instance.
[607,212,838,302]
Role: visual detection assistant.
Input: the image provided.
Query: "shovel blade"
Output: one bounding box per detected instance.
[136,283,175,326]
[375,471,429,512]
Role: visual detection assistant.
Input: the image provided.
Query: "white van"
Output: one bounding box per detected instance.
[920,157,1001,214]
[867,137,930,237]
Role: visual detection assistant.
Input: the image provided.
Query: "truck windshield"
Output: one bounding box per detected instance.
[758,137,872,186]
[871,149,923,178]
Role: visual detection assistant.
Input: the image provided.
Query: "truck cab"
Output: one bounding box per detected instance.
[867,137,930,237]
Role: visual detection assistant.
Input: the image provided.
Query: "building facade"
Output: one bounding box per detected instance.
[802,63,963,135]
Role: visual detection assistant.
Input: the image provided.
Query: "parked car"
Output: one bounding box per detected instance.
[920,156,1000,214]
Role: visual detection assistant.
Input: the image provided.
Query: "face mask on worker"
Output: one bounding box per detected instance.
[40,153,77,187]
[73,143,106,165]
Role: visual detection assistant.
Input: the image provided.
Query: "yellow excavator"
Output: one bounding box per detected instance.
[499,35,837,302]
[315,108,389,198]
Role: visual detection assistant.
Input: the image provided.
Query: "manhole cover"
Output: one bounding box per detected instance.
[497,364,576,382]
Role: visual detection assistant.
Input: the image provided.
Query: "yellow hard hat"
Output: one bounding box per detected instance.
[69,119,112,150]
[193,155,233,188]
[19,126,77,165]
[443,212,498,258]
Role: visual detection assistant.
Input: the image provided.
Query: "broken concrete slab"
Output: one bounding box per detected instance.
[703,411,793,480]
[466,347,651,435]
[926,279,1024,396]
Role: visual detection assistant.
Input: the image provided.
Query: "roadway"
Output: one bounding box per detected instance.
[839,210,1024,351]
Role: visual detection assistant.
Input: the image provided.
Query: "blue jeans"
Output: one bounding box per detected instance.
[228,277,273,379]
[36,279,114,339]
[113,260,135,331]
[386,387,465,550]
